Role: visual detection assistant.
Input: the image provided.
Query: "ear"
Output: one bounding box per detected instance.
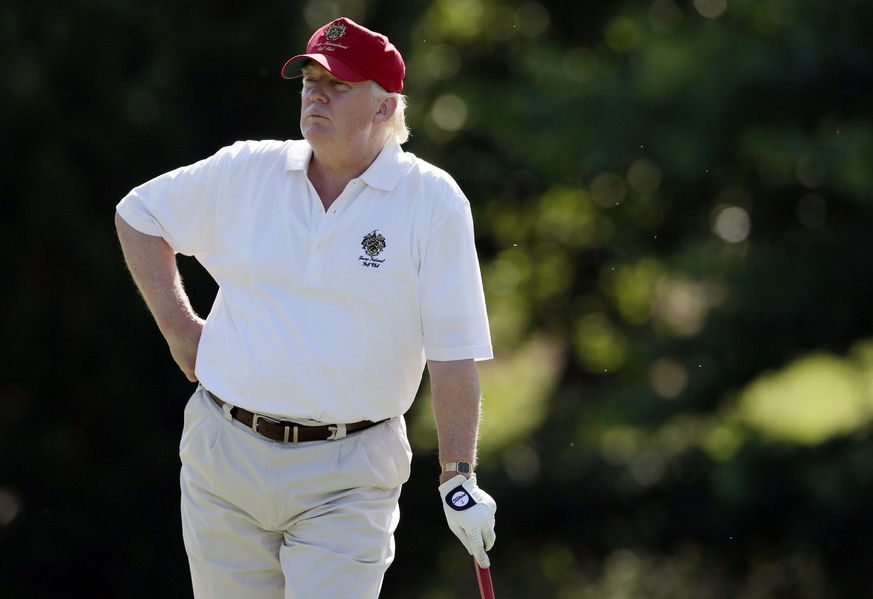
[374,96,398,125]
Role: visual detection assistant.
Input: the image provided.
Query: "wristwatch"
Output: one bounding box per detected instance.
[442,460,474,475]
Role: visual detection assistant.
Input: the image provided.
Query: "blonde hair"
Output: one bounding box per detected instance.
[372,82,410,145]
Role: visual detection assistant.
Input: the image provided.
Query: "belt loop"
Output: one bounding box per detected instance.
[222,401,233,422]
[327,423,347,441]
[282,425,299,444]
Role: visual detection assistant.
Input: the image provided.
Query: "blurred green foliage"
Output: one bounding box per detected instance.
[2,0,873,597]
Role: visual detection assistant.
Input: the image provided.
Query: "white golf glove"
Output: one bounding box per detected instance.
[438,475,497,568]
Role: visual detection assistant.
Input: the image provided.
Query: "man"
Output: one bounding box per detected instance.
[115,17,496,598]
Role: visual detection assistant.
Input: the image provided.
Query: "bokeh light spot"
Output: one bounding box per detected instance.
[590,172,627,208]
[627,158,663,193]
[605,17,642,53]
[712,205,751,243]
[430,94,468,131]
[693,0,728,19]
[0,488,22,527]
[516,2,550,37]
[649,0,684,33]
[649,357,689,399]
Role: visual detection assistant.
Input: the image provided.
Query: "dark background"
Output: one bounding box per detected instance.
[3,0,873,597]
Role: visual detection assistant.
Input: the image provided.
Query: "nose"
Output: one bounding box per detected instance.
[304,80,328,103]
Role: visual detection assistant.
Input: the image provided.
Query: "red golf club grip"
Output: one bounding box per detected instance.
[474,559,495,599]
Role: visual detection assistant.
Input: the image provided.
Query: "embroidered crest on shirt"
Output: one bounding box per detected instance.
[360,230,387,268]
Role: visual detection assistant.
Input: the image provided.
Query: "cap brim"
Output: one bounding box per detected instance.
[281,53,370,83]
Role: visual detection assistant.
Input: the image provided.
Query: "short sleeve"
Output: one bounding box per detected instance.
[115,143,241,256]
[419,180,492,361]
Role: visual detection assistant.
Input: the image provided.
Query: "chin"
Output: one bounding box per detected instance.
[302,125,329,141]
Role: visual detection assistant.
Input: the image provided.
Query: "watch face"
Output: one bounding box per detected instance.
[457,461,472,474]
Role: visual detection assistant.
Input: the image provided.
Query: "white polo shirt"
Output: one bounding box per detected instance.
[117,139,492,422]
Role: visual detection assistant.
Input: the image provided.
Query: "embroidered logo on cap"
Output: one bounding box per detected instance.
[325,22,347,41]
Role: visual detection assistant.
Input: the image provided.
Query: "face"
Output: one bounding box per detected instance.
[299,63,384,149]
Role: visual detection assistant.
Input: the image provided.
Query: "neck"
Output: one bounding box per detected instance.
[307,137,388,210]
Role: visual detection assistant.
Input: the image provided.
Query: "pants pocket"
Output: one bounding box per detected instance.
[179,388,224,479]
[356,417,412,489]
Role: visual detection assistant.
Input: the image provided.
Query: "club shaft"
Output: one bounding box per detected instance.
[475,560,495,599]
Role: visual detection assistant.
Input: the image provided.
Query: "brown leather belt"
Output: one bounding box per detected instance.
[208,392,382,443]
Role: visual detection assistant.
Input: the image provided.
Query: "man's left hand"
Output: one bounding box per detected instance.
[438,475,496,568]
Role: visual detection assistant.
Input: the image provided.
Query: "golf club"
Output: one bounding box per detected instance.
[474,557,495,599]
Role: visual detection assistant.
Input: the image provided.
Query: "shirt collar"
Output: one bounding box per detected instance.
[359,141,416,192]
[284,140,414,192]
[284,140,313,172]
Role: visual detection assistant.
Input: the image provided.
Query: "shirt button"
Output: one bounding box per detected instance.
[316,242,326,251]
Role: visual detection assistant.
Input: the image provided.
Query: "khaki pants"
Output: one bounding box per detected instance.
[179,387,412,598]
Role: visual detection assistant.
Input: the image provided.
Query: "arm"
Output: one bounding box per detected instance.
[430,358,496,567]
[428,358,481,484]
[115,211,204,381]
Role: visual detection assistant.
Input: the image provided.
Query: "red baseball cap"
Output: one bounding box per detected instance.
[282,17,405,93]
